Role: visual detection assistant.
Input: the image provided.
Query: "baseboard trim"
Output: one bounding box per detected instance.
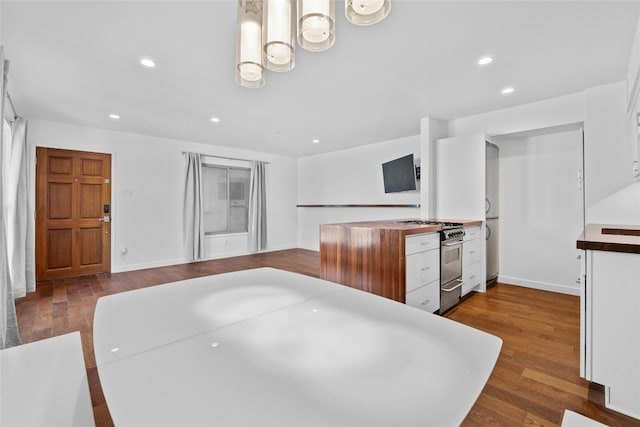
[112,258,187,273]
[112,245,298,273]
[498,275,580,296]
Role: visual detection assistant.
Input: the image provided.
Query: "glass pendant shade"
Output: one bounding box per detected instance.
[345,0,390,26]
[236,0,266,88]
[263,0,295,72]
[297,0,335,52]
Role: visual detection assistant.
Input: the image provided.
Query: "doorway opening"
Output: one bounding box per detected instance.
[492,123,585,294]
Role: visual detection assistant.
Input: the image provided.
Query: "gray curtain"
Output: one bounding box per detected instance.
[183,152,205,261]
[7,117,35,298]
[1,47,22,349]
[248,161,267,253]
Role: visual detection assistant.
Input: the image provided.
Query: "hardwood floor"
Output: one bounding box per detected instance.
[15,249,639,427]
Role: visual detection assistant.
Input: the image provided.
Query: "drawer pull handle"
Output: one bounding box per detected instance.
[421,267,430,271]
[469,250,476,254]
[470,274,475,279]
[442,281,464,292]
[420,300,430,306]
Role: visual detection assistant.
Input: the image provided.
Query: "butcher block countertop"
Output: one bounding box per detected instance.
[325,218,483,236]
[576,223,640,254]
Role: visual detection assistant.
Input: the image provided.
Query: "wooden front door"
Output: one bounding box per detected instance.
[36,148,111,281]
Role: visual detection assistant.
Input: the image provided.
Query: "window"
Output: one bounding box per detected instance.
[202,165,251,234]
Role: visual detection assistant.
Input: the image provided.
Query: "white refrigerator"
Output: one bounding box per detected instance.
[485,143,499,284]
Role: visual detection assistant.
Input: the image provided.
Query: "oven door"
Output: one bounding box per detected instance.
[441,279,463,313]
[441,240,463,284]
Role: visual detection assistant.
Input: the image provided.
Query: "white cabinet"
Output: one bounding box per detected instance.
[582,249,640,419]
[406,249,439,292]
[462,226,482,296]
[435,134,486,221]
[435,133,487,293]
[405,232,440,313]
[406,232,440,255]
[406,281,440,313]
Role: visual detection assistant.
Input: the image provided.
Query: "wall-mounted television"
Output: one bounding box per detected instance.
[382,154,418,193]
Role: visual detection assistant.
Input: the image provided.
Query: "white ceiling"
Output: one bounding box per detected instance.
[1,1,639,157]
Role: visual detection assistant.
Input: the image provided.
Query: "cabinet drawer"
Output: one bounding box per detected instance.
[406,280,439,313]
[463,238,481,266]
[462,261,481,296]
[405,233,440,255]
[463,226,481,242]
[406,250,440,292]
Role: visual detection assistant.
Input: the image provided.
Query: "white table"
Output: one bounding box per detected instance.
[94,268,501,426]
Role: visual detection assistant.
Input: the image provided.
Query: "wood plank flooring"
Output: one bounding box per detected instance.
[14,249,640,427]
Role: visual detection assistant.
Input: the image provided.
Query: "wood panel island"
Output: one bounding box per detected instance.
[319,219,483,309]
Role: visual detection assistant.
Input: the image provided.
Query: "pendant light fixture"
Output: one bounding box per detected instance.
[235,0,389,88]
[297,0,335,52]
[345,0,390,26]
[263,0,295,71]
[236,0,265,88]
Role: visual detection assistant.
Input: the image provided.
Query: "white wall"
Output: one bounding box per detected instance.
[419,117,448,218]
[297,135,421,250]
[446,92,585,138]
[587,181,640,224]
[584,82,639,223]
[29,119,298,273]
[496,129,584,295]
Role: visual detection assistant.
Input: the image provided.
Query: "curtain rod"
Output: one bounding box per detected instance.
[183,152,269,164]
[5,92,17,120]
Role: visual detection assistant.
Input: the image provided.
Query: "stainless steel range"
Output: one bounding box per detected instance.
[437,222,465,313]
[397,220,465,313]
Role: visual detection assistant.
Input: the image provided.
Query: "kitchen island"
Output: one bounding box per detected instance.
[577,224,640,420]
[319,219,482,307]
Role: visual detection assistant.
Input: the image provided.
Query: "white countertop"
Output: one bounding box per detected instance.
[1,332,95,427]
[94,268,501,426]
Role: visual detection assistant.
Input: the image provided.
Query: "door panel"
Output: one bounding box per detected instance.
[80,184,102,217]
[49,155,73,174]
[47,229,73,269]
[79,227,102,266]
[36,147,111,281]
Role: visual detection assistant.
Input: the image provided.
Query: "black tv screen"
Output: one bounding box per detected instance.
[382,154,417,193]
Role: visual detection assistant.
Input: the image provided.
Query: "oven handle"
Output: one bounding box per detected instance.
[442,241,463,247]
[442,280,464,292]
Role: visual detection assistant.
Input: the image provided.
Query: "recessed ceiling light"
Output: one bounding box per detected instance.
[312,139,320,144]
[501,87,514,95]
[210,117,221,123]
[477,56,493,65]
[109,114,120,120]
[139,57,156,68]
